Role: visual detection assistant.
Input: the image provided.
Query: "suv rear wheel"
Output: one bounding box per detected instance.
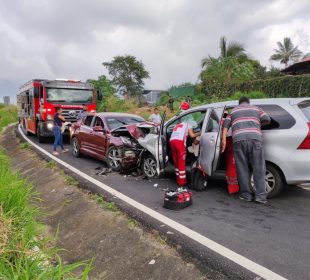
[251,163,285,198]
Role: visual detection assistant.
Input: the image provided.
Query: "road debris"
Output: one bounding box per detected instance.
[148,259,156,265]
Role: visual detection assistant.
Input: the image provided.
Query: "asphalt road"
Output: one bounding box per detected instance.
[25,134,310,280]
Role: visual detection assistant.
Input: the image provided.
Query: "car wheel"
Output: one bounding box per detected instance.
[251,163,284,198]
[142,155,158,179]
[106,146,122,171]
[72,138,81,158]
[190,168,208,191]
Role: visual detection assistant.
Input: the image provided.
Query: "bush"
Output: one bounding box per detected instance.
[229,91,266,100]
[205,74,310,99]
[104,95,138,113]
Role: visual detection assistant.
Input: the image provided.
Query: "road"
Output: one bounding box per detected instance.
[20,131,310,280]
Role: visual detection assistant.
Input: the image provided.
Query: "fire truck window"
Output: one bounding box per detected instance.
[84,116,94,127]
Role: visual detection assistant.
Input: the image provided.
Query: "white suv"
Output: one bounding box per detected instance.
[156,98,310,198]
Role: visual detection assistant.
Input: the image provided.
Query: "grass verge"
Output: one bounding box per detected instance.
[0,149,92,279]
[0,105,17,131]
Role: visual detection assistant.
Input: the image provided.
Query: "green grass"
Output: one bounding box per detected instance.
[19,142,30,149]
[0,105,17,131]
[0,149,91,279]
[45,160,56,169]
[92,194,119,212]
[64,175,79,186]
[128,219,139,228]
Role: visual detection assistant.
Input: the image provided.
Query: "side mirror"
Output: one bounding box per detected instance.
[97,90,103,101]
[33,88,39,98]
[93,126,104,132]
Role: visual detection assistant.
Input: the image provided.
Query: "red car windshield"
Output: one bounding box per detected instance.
[107,116,144,130]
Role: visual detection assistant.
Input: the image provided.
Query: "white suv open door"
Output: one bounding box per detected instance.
[198,107,226,176]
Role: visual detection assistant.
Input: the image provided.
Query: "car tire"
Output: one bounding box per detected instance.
[106,146,122,172]
[250,163,285,198]
[142,154,158,179]
[71,137,81,158]
[190,168,208,191]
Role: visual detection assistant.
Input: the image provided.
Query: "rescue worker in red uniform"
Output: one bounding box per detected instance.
[222,111,239,194]
[170,122,200,186]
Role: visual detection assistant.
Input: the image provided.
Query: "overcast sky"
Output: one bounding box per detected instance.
[1,0,310,102]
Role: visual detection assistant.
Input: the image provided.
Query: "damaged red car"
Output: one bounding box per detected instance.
[70,113,145,171]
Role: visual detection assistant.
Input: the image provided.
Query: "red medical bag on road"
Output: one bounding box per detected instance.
[164,188,193,210]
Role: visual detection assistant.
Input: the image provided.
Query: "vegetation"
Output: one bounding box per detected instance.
[103,55,150,98]
[88,75,115,112]
[270,37,303,67]
[0,150,91,279]
[92,194,119,212]
[0,105,17,131]
[205,74,310,100]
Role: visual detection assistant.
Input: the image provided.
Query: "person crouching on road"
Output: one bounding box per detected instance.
[52,107,69,156]
[170,122,200,187]
[221,97,271,204]
[222,110,239,194]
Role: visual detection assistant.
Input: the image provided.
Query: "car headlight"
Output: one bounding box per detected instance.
[120,136,132,146]
[47,123,54,130]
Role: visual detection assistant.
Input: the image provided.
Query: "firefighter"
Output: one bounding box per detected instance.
[170,122,200,186]
[222,111,239,194]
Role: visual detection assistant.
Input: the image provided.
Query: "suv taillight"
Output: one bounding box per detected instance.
[298,123,310,149]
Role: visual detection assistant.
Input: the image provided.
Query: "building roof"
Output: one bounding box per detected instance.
[281,58,310,74]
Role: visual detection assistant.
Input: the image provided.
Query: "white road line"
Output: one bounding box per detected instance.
[18,125,287,280]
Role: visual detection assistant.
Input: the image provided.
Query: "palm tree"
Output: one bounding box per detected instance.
[201,36,248,68]
[219,36,248,60]
[270,37,303,67]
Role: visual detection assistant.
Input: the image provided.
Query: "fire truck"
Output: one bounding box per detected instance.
[17,79,102,142]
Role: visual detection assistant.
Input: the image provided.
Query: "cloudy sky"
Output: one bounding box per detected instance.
[1,0,309,102]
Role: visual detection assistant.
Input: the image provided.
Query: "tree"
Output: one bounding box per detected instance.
[87,75,115,111]
[270,37,303,67]
[200,56,256,84]
[102,55,150,97]
[202,36,249,67]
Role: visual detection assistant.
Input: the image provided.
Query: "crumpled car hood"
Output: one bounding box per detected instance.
[111,122,159,157]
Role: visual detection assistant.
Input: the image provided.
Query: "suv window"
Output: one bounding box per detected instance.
[298,100,310,121]
[167,111,206,133]
[259,105,296,130]
[206,110,220,132]
[83,116,94,127]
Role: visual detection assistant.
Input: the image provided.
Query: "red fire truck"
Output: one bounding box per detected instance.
[17,79,102,142]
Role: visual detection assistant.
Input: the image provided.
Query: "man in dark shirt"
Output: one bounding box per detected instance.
[222,97,271,204]
[53,107,68,155]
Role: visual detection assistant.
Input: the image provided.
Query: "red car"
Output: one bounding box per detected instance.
[70,112,145,170]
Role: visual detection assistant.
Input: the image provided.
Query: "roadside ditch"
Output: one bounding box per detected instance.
[1,125,226,279]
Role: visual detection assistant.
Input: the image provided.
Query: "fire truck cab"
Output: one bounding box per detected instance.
[17,79,102,142]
